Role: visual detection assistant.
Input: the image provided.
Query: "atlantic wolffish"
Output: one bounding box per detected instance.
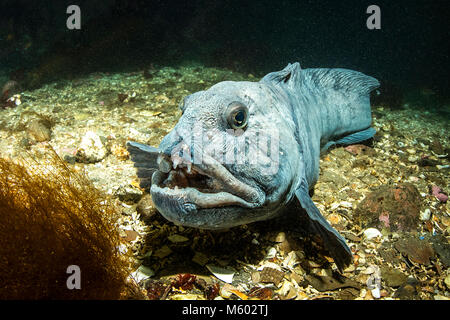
[127,62,379,270]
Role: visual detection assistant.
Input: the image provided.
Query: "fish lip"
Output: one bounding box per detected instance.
[150,155,265,210]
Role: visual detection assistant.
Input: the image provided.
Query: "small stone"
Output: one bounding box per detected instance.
[154,245,172,259]
[394,237,435,265]
[122,229,139,242]
[444,274,450,289]
[406,148,416,154]
[136,194,156,220]
[76,131,108,163]
[192,252,209,266]
[265,247,277,259]
[219,283,236,299]
[380,265,408,287]
[430,139,445,155]
[363,228,382,240]
[434,295,450,300]
[131,265,155,283]
[275,232,286,243]
[167,234,189,243]
[431,239,450,267]
[115,184,143,203]
[355,183,422,232]
[259,267,285,286]
[371,287,381,299]
[393,277,420,300]
[344,144,375,156]
[251,271,260,283]
[419,209,431,221]
[305,274,360,292]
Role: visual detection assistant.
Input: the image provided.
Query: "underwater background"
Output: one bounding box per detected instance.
[0,0,449,300]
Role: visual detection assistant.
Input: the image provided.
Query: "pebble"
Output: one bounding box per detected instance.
[259,267,285,286]
[167,234,189,243]
[419,208,431,221]
[153,245,172,259]
[445,274,450,289]
[363,228,382,240]
[275,232,286,243]
[192,252,209,266]
[381,265,408,287]
[76,131,108,163]
[136,194,156,220]
[114,184,143,203]
[131,265,155,283]
[433,295,450,300]
[265,247,277,259]
[371,287,381,299]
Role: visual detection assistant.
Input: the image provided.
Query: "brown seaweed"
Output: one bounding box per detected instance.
[0,149,138,299]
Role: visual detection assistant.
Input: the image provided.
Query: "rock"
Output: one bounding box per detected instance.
[320,170,348,189]
[380,266,408,287]
[136,194,156,220]
[192,252,209,266]
[154,245,172,259]
[430,139,445,155]
[76,131,108,163]
[259,267,285,286]
[445,274,450,289]
[430,238,450,268]
[393,277,420,300]
[114,184,143,203]
[275,232,286,243]
[419,208,432,221]
[131,265,155,283]
[418,157,440,167]
[355,183,422,232]
[431,185,448,203]
[344,144,375,156]
[122,229,139,242]
[26,119,51,142]
[434,295,450,300]
[305,274,360,292]
[167,234,189,243]
[394,237,435,265]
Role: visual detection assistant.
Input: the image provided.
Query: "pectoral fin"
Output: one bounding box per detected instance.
[295,182,353,271]
[126,141,160,189]
[321,127,376,154]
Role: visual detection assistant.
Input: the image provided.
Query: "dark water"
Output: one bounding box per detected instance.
[0,0,449,101]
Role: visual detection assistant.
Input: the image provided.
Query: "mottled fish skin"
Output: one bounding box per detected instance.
[127,62,379,270]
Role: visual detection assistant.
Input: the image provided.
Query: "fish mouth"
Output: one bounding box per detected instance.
[151,153,264,214]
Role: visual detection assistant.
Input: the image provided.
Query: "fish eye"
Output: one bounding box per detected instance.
[224,101,248,130]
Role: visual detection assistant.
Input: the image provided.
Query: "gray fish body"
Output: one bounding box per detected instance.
[127,62,379,270]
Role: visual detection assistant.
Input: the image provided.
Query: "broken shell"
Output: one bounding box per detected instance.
[363,228,382,240]
[206,264,235,284]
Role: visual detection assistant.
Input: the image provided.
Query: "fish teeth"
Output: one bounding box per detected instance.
[172,157,180,169]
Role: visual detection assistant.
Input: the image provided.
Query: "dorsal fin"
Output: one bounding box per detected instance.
[261,62,302,89]
[304,68,380,95]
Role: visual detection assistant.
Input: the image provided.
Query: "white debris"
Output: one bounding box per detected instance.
[363,228,382,240]
[206,264,235,284]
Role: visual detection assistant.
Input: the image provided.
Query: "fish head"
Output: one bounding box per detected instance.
[151,81,301,229]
